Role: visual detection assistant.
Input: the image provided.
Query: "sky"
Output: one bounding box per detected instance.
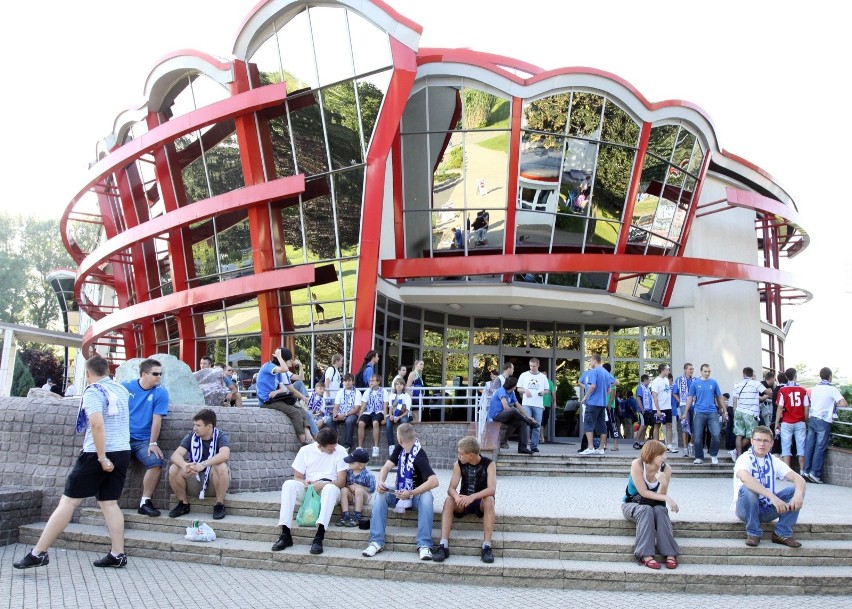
[1,0,849,378]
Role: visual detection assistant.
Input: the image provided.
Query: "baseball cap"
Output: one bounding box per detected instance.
[344,448,370,464]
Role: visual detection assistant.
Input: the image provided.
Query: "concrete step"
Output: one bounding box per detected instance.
[497,454,734,465]
[81,504,852,547]
[18,522,852,595]
[497,467,732,478]
[75,510,852,567]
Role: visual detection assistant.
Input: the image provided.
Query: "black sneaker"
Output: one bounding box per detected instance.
[13,551,49,569]
[499,442,510,449]
[213,503,226,520]
[168,501,191,518]
[138,499,161,517]
[93,552,127,568]
[432,545,449,562]
[310,537,324,554]
[481,546,494,563]
[531,447,540,453]
[272,528,293,551]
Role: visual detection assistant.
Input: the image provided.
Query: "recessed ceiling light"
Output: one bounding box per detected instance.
[509,304,524,311]
[614,316,628,322]
[580,310,594,316]
[448,303,461,310]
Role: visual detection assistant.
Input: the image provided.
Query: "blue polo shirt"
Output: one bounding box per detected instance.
[688,377,722,414]
[584,367,615,407]
[256,361,282,404]
[123,380,170,441]
[488,387,517,420]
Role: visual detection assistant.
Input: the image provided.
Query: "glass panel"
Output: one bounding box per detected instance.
[433,132,464,214]
[559,138,595,220]
[614,326,640,336]
[547,272,579,288]
[278,10,318,92]
[191,224,217,279]
[347,9,392,76]
[529,333,553,349]
[463,88,509,130]
[401,88,427,134]
[335,167,364,256]
[374,309,385,337]
[502,320,527,347]
[303,190,338,262]
[280,204,305,265]
[568,92,604,139]
[614,339,639,359]
[403,305,423,321]
[181,138,210,204]
[404,211,431,258]
[644,338,671,360]
[593,144,634,224]
[206,131,245,197]
[268,116,296,178]
[687,141,705,176]
[584,334,609,358]
[447,328,470,350]
[520,131,563,183]
[464,129,509,229]
[402,320,420,344]
[321,82,363,170]
[423,325,444,348]
[424,310,444,324]
[557,333,580,350]
[197,310,227,337]
[289,93,329,175]
[402,131,429,215]
[358,72,391,152]
[588,219,620,248]
[614,361,640,390]
[601,100,640,146]
[579,273,610,290]
[647,124,679,161]
[386,315,400,341]
[309,7,355,87]
[554,357,581,436]
[249,32,282,86]
[432,210,464,252]
[217,213,253,277]
[635,274,657,301]
[644,325,671,337]
[522,93,570,135]
[472,354,500,385]
[422,350,443,387]
[672,128,696,172]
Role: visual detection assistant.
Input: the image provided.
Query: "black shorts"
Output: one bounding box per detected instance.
[453,498,484,517]
[359,412,384,425]
[654,410,673,425]
[65,450,131,501]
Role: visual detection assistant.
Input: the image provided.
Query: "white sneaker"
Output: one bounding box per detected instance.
[388,444,395,454]
[594,448,606,455]
[362,542,382,557]
[419,546,432,560]
[688,443,694,457]
[371,446,380,458]
[579,448,595,455]
[667,445,679,453]
[693,458,704,465]
[711,457,719,465]
[728,449,738,460]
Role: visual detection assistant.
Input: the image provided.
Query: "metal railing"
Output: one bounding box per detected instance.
[830,406,852,444]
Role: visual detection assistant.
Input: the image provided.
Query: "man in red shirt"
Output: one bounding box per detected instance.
[774,367,810,470]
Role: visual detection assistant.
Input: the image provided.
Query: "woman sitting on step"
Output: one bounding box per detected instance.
[622,440,680,569]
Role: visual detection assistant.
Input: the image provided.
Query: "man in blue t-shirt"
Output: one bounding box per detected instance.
[257,347,311,444]
[123,358,170,517]
[487,376,538,454]
[682,363,726,465]
[579,354,617,455]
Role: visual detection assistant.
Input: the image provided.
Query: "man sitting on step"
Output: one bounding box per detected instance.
[732,425,807,548]
[167,408,231,521]
[432,436,497,564]
[273,427,348,555]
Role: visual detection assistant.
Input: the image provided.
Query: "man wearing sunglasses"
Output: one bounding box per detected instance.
[123,358,170,517]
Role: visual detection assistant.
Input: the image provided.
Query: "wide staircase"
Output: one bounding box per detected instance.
[19,489,852,595]
[497,452,734,478]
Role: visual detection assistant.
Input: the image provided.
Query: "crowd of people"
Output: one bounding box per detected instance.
[12,350,847,573]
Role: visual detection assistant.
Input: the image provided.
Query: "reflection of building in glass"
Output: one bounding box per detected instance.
[61,0,808,416]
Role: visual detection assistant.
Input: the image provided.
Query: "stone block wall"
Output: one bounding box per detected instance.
[823,447,852,488]
[0,486,42,545]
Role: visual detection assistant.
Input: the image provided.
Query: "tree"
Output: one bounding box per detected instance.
[17,345,64,389]
[11,356,34,397]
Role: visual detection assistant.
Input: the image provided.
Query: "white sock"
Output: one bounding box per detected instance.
[140,496,150,507]
[440,539,448,548]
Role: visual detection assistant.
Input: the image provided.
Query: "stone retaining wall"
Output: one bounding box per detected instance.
[823,447,852,488]
[0,486,42,545]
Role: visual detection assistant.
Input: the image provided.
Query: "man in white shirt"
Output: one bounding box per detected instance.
[733,425,806,548]
[272,428,348,555]
[731,367,772,459]
[517,358,550,454]
[650,363,677,453]
[802,367,848,484]
[324,354,343,408]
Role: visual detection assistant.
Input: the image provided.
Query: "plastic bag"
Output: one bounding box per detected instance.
[184,520,217,542]
[296,485,321,527]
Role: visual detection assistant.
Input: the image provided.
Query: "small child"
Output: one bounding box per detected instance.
[384,378,411,454]
[358,374,386,458]
[307,381,331,430]
[337,448,376,527]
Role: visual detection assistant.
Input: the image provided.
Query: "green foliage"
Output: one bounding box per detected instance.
[11,356,34,397]
[555,377,571,406]
[462,89,497,129]
[831,406,852,450]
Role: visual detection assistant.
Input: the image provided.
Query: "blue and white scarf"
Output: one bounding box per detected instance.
[337,389,357,416]
[394,439,421,512]
[75,382,118,433]
[747,447,776,508]
[190,428,219,499]
[307,393,325,417]
[364,388,384,415]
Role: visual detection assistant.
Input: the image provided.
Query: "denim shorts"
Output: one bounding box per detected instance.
[583,405,607,435]
[780,421,807,457]
[130,438,164,469]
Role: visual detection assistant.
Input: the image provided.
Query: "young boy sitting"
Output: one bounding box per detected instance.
[432,436,497,564]
[307,381,331,430]
[358,374,386,458]
[337,448,376,527]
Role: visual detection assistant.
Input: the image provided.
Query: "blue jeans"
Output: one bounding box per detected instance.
[803,417,831,477]
[735,485,798,538]
[369,490,434,549]
[386,415,411,446]
[529,406,544,449]
[692,411,720,459]
[335,414,358,447]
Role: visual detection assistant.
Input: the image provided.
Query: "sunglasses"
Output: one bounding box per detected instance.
[149,372,162,376]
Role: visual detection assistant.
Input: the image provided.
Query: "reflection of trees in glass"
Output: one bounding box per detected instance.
[180,133,244,203]
[568,93,603,138]
[593,145,634,222]
[217,217,252,269]
[462,89,497,129]
[585,337,609,357]
[644,339,671,359]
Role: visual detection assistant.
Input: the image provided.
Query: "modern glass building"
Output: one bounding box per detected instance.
[61,0,808,436]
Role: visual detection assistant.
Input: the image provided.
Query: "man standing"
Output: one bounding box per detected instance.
[759,371,777,428]
[257,347,311,444]
[682,364,727,465]
[362,423,439,560]
[272,428,348,555]
[731,367,771,459]
[123,358,170,517]
[672,363,695,457]
[651,364,677,453]
[633,374,653,450]
[517,358,550,453]
[802,367,848,484]
[733,425,806,548]
[324,354,343,412]
[14,355,131,569]
[431,436,497,564]
[578,354,616,456]
[775,367,810,472]
[167,408,231,521]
